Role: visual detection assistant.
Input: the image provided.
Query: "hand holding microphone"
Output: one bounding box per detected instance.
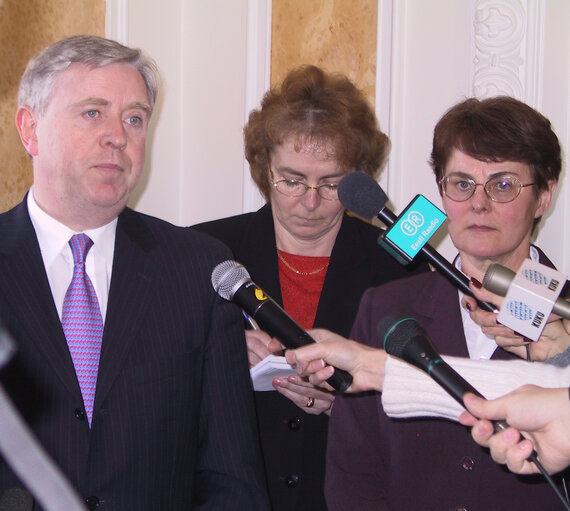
[211,260,354,392]
[377,313,570,509]
[460,387,570,476]
[284,328,389,394]
[483,261,570,322]
[464,277,570,362]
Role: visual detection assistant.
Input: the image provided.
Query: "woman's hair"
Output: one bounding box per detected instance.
[430,96,561,193]
[18,35,160,116]
[244,65,390,200]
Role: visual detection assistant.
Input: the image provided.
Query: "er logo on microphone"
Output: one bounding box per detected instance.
[379,194,447,265]
[400,211,424,236]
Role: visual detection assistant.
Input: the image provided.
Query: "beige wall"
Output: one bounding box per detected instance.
[271,0,378,103]
[0,0,105,213]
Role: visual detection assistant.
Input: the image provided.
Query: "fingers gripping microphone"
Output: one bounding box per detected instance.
[338,172,496,313]
[211,260,353,392]
[484,263,570,321]
[377,314,570,509]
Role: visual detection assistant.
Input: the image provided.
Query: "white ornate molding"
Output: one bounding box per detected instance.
[242,0,272,213]
[105,0,129,45]
[375,0,394,194]
[472,0,545,106]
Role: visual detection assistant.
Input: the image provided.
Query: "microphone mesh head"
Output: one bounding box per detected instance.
[211,260,251,300]
[482,263,515,297]
[376,314,423,358]
[338,172,389,220]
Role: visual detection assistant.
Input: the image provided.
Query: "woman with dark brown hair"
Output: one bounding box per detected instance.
[321,96,566,510]
[192,65,426,511]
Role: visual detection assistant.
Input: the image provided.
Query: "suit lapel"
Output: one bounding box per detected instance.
[0,201,81,397]
[233,205,283,303]
[93,208,158,409]
[406,273,471,358]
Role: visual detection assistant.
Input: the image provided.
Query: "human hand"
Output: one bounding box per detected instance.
[459,386,570,475]
[284,328,387,393]
[462,282,529,357]
[532,318,570,361]
[250,332,333,414]
[272,373,335,415]
[245,329,284,368]
[462,282,569,361]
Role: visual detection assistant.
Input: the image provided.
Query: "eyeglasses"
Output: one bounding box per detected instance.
[439,174,536,203]
[271,172,340,201]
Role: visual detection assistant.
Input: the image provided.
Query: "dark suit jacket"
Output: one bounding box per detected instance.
[0,201,269,510]
[326,248,568,511]
[193,204,427,511]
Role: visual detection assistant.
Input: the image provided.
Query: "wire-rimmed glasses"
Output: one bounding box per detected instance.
[439,174,535,203]
[271,172,340,201]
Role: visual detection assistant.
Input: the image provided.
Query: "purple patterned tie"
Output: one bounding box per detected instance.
[62,234,103,426]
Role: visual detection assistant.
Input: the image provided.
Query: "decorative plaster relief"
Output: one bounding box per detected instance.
[472,0,543,101]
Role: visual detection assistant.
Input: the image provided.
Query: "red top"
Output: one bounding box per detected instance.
[277,250,330,330]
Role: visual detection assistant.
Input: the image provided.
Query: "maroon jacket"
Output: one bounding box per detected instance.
[326,248,568,511]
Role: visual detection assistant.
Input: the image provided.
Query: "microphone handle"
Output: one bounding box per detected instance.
[427,358,484,404]
[252,298,354,393]
[553,296,570,321]
[428,359,542,455]
[426,359,514,440]
[377,208,496,313]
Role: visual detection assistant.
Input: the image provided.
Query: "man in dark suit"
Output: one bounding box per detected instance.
[0,35,268,510]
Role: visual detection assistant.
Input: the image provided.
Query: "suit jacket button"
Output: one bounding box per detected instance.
[285,475,299,488]
[85,496,100,509]
[74,408,86,421]
[461,456,475,471]
[288,417,302,431]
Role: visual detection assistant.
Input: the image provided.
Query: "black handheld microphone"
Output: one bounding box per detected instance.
[377,314,492,406]
[211,260,353,392]
[377,315,543,455]
[378,314,570,509]
[484,263,570,320]
[338,172,497,313]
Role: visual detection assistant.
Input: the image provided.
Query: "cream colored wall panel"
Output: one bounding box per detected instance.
[113,0,569,272]
[110,0,250,226]
[383,0,569,273]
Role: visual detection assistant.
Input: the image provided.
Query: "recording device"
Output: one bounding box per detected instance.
[211,260,353,392]
[484,261,570,331]
[338,172,496,312]
[377,313,570,510]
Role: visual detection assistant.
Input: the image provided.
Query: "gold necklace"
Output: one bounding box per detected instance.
[278,252,329,276]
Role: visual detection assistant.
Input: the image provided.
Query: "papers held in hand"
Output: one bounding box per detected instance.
[250,355,297,391]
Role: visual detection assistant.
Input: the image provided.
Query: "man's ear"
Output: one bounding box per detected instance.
[15,106,39,157]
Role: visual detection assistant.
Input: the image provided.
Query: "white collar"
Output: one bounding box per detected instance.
[27,187,117,269]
